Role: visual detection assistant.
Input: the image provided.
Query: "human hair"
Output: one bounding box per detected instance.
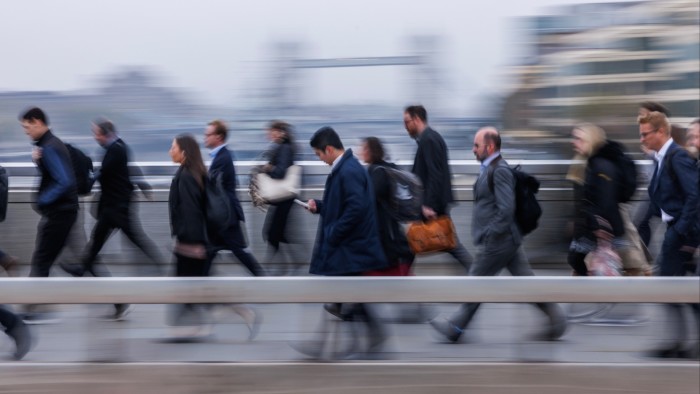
[93,117,116,136]
[573,123,607,157]
[362,137,385,164]
[19,107,49,125]
[480,127,502,150]
[637,111,670,136]
[310,126,343,151]
[639,101,671,117]
[208,119,228,141]
[175,133,207,189]
[404,105,427,123]
[268,120,296,150]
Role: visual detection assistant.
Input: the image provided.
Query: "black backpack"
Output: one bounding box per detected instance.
[488,162,542,236]
[65,144,94,195]
[205,171,232,235]
[373,165,423,222]
[0,165,8,222]
[608,141,637,203]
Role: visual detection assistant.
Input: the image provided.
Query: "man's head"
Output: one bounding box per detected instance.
[91,118,116,147]
[686,118,700,157]
[403,105,428,139]
[19,107,49,141]
[204,119,228,149]
[638,111,671,152]
[310,126,344,166]
[472,127,501,163]
[638,101,671,118]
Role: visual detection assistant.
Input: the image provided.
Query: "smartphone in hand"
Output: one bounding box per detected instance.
[294,199,309,209]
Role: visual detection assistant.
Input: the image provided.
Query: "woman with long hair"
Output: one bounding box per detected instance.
[168,134,209,338]
[260,120,304,275]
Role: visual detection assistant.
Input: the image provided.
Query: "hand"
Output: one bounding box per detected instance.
[32,147,43,162]
[307,199,317,213]
[422,206,437,220]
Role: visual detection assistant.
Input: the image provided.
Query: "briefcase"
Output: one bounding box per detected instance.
[406,216,457,254]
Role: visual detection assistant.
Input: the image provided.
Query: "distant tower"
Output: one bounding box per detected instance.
[268,42,303,111]
[407,35,443,112]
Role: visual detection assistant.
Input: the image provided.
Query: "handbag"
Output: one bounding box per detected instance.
[251,165,301,204]
[584,241,622,276]
[406,216,457,254]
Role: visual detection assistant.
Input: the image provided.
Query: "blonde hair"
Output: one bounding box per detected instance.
[573,123,607,157]
[637,111,670,136]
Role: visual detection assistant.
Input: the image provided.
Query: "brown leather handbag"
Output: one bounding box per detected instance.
[406,216,457,254]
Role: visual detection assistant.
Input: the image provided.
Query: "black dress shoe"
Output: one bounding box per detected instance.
[429,318,463,343]
[646,345,682,358]
[59,262,85,277]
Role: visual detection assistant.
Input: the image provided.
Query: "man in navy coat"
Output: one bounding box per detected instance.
[304,126,389,356]
[639,111,699,358]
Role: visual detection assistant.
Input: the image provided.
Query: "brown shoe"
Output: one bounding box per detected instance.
[0,255,18,276]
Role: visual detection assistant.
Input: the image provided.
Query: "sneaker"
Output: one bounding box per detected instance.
[7,320,32,360]
[101,304,133,321]
[429,318,463,343]
[22,313,61,325]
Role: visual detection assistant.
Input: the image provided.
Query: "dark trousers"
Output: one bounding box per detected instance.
[263,198,294,251]
[657,225,699,347]
[30,209,78,277]
[172,253,209,326]
[82,206,162,274]
[451,237,563,329]
[568,250,588,276]
[0,305,19,332]
[208,221,265,277]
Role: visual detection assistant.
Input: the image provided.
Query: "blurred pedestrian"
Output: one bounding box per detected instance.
[167,134,210,340]
[296,127,390,358]
[259,120,305,275]
[639,112,699,358]
[430,127,567,343]
[403,105,473,272]
[20,107,78,324]
[61,119,164,320]
[203,120,262,339]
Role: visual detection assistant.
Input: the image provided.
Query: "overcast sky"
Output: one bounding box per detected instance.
[0,0,637,110]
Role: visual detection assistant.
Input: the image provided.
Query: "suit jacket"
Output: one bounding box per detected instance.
[209,146,245,223]
[411,127,454,215]
[647,141,699,236]
[472,155,521,247]
[310,149,389,276]
[97,138,134,216]
[169,167,207,245]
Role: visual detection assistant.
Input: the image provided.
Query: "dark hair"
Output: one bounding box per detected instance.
[640,101,671,117]
[19,107,49,125]
[362,137,385,164]
[174,133,207,189]
[310,126,343,151]
[482,128,502,150]
[404,105,427,123]
[268,120,296,152]
[93,118,116,136]
[208,119,228,141]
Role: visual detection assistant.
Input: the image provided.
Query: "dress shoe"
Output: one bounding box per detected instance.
[7,320,32,360]
[59,262,85,277]
[429,318,463,343]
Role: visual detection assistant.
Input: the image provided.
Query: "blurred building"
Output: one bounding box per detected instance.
[504,0,699,143]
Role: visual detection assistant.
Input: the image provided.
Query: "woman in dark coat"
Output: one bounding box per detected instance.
[168,134,209,338]
[260,121,304,274]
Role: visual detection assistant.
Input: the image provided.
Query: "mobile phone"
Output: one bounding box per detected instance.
[294,199,309,209]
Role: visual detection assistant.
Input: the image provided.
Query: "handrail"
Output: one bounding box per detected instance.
[0,277,697,304]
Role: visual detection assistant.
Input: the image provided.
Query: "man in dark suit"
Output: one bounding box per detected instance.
[430,127,566,343]
[62,119,163,320]
[639,112,699,358]
[403,105,472,270]
[204,120,265,277]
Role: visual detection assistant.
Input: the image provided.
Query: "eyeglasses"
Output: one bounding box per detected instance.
[639,128,658,139]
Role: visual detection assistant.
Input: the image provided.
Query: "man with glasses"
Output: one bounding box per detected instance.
[639,111,699,359]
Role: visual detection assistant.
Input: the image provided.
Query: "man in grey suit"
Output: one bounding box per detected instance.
[430,127,567,343]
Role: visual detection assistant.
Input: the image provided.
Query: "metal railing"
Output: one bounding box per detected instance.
[1,277,697,304]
